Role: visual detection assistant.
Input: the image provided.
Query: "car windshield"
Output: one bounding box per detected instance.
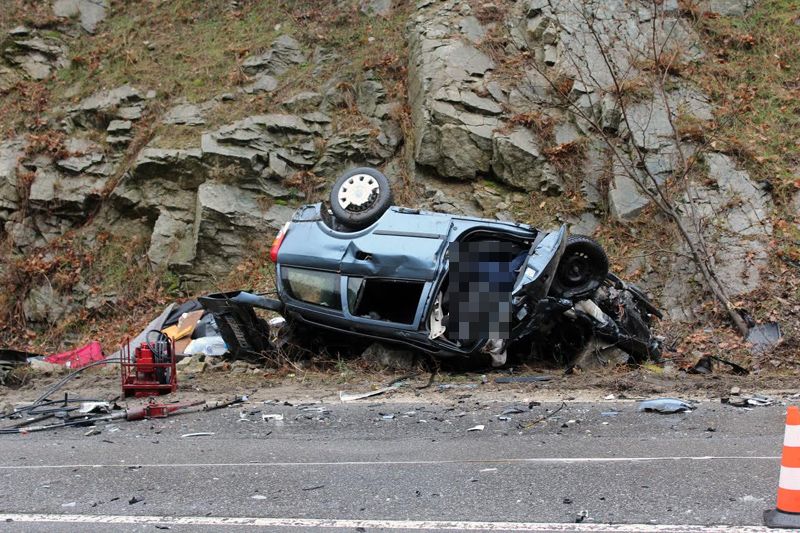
[281,267,341,309]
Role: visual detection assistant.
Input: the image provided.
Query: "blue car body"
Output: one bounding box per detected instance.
[273,203,567,356]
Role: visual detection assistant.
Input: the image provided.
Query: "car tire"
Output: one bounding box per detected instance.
[551,234,609,299]
[329,167,393,230]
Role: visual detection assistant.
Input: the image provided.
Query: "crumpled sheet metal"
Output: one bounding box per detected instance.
[746,322,782,356]
[637,398,694,414]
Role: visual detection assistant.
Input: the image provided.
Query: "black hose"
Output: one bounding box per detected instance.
[0,414,118,434]
[0,397,104,421]
[32,358,120,406]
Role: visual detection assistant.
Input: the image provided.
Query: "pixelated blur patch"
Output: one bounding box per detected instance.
[447,240,520,341]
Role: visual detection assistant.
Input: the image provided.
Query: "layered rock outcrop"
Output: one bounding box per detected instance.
[0,0,772,326]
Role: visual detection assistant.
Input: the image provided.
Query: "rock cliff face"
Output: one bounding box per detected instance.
[405,0,770,320]
[0,0,771,330]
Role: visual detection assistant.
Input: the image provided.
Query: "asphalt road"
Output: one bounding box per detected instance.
[0,396,791,532]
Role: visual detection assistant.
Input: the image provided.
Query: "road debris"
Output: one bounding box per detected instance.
[437,383,478,390]
[467,425,485,432]
[339,384,400,402]
[747,322,782,355]
[1,389,247,435]
[722,395,774,408]
[521,401,567,429]
[204,396,247,411]
[44,341,105,369]
[180,432,215,438]
[688,356,713,374]
[637,398,694,414]
[495,375,553,384]
[79,402,113,414]
[0,349,32,386]
[262,414,284,421]
[688,355,749,375]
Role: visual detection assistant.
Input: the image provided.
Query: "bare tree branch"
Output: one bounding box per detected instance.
[529,0,750,336]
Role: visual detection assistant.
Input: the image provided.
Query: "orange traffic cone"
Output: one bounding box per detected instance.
[764,406,800,528]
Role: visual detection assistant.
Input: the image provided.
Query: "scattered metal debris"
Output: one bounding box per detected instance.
[79,402,113,414]
[339,384,400,402]
[467,425,485,432]
[637,398,694,414]
[722,395,774,408]
[180,432,215,438]
[747,322,782,355]
[437,383,478,390]
[521,401,567,429]
[495,375,553,384]
[204,396,247,411]
[688,356,713,375]
[688,355,749,376]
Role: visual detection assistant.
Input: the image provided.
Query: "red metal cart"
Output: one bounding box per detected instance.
[120,337,177,398]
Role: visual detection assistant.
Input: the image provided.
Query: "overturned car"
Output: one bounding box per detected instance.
[200,168,662,367]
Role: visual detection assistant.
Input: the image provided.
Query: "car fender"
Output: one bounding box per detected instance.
[511,225,567,303]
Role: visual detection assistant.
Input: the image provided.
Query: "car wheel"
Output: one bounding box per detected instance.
[551,234,609,299]
[329,167,393,230]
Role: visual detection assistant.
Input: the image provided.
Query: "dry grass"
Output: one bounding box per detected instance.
[0,0,60,30]
[0,231,175,354]
[508,111,556,141]
[0,0,414,353]
[687,0,799,202]
[679,0,800,363]
[1,0,412,135]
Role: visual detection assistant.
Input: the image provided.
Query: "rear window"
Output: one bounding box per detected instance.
[281,267,341,309]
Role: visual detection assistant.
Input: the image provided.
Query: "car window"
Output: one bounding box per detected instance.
[281,267,341,309]
[346,277,423,324]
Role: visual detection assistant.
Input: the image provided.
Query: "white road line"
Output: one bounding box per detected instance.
[0,513,776,532]
[0,455,780,471]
